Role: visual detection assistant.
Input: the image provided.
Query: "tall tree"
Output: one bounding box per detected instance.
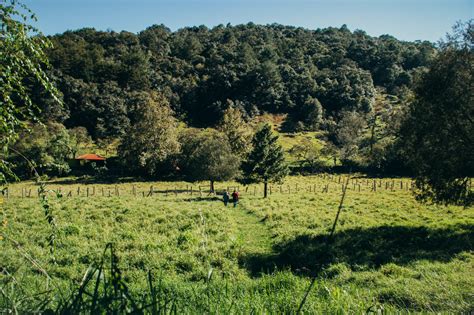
[217,103,252,157]
[400,21,473,206]
[179,128,240,192]
[329,111,367,164]
[118,92,180,176]
[240,124,288,198]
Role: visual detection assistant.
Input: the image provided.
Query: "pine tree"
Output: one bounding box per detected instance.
[240,124,288,198]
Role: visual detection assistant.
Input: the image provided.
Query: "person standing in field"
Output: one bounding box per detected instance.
[223,190,230,206]
[232,189,239,208]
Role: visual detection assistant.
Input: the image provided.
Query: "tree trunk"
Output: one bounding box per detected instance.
[369,115,377,156]
[210,180,215,193]
[264,180,268,198]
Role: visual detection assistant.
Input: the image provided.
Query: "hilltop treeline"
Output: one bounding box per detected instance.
[37,23,434,135]
[11,23,441,179]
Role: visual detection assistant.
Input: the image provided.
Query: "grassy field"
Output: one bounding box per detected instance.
[1,175,473,313]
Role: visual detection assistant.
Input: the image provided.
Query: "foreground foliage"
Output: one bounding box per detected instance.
[0,0,61,182]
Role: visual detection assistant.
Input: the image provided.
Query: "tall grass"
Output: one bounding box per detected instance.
[1,175,473,313]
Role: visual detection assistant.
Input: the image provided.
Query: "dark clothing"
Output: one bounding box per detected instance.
[223,192,230,206]
[232,191,239,207]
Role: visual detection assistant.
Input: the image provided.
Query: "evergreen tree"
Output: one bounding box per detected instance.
[240,124,288,198]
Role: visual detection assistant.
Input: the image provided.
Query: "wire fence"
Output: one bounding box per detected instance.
[1,174,418,200]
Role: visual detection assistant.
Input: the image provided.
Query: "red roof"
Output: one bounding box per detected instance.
[75,153,106,161]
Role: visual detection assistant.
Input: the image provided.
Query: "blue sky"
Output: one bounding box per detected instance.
[24,0,473,42]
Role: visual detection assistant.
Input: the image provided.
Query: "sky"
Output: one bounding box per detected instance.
[23,0,473,42]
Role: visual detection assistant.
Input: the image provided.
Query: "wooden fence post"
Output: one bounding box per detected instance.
[149,186,154,197]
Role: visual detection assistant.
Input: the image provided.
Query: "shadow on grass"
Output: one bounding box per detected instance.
[240,224,474,277]
[182,196,223,202]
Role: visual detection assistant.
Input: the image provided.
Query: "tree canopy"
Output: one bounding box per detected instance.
[31,23,435,137]
[118,92,180,176]
[400,21,473,206]
[179,128,240,191]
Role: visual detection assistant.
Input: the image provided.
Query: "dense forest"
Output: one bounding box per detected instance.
[11,23,439,178]
[42,23,435,130]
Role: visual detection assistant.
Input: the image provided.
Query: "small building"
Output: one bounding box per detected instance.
[71,153,107,173]
[75,153,106,162]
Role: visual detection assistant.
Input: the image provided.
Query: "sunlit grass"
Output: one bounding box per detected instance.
[1,174,473,312]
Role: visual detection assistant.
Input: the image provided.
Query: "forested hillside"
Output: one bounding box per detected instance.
[40,24,434,133]
[9,23,441,180]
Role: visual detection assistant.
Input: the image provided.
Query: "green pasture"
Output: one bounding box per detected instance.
[1,175,473,313]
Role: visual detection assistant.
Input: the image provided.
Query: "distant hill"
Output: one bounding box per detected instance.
[34,23,435,139]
